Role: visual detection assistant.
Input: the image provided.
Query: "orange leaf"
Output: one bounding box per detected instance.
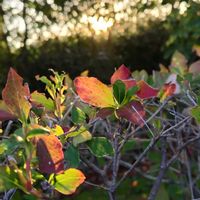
[110,64,131,84]
[117,101,145,125]
[74,77,115,108]
[160,83,176,101]
[136,81,158,99]
[2,68,31,121]
[35,135,64,174]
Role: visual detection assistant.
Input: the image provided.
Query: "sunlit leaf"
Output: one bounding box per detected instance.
[136,80,158,99]
[34,135,64,174]
[0,166,26,192]
[49,168,85,195]
[51,125,64,137]
[110,64,131,84]
[66,126,87,139]
[159,83,176,102]
[2,68,31,122]
[31,91,55,111]
[72,130,92,147]
[74,77,115,108]
[117,101,145,125]
[110,65,137,89]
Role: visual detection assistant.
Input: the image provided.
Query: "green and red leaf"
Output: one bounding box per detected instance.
[2,68,31,121]
[159,83,176,101]
[34,135,64,174]
[74,77,115,108]
[110,65,137,90]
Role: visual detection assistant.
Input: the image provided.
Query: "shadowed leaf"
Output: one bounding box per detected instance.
[87,137,114,157]
[96,107,114,119]
[117,101,145,125]
[189,60,200,74]
[35,135,64,174]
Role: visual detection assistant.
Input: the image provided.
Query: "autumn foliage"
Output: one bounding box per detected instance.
[1,50,200,199]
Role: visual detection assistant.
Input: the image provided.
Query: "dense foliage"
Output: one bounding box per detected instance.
[1,50,200,199]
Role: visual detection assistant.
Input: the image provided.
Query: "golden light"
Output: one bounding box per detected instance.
[86,16,114,34]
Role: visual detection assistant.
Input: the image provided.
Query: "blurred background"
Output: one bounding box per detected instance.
[0,0,200,91]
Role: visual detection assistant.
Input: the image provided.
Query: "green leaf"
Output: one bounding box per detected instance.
[35,75,52,87]
[64,144,80,167]
[49,168,85,195]
[26,128,49,139]
[87,137,114,157]
[0,143,6,155]
[66,126,87,139]
[0,166,26,192]
[71,106,86,124]
[113,80,126,104]
[31,91,55,111]
[155,185,169,200]
[191,106,200,124]
[122,85,139,105]
[72,130,92,147]
[1,129,24,155]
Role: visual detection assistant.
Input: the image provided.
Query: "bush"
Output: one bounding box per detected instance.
[1,50,200,199]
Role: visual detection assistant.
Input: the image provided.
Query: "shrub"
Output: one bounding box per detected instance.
[0,51,200,199]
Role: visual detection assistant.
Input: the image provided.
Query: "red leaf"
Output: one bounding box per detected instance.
[136,81,158,99]
[117,101,145,125]
[0,101,16,121]
[96,108,114,119]
[110,64,131,84]
[0,110,16,121]
[74,77,115,108]
[2,68,31,121]
[123,79,137,90]
[35,135,64,174]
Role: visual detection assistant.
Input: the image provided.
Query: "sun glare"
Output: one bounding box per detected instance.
[87,16,114,34]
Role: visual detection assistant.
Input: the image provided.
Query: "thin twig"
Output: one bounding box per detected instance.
[148,137,167,200]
